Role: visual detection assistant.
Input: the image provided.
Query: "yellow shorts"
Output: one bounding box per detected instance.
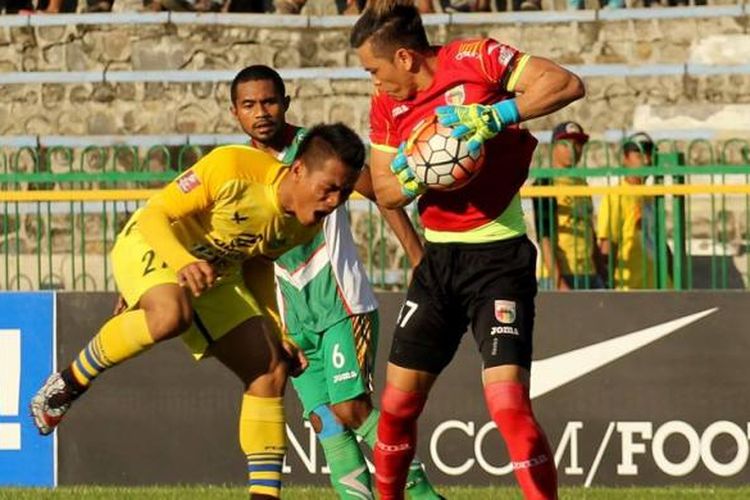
[111,222,263,359]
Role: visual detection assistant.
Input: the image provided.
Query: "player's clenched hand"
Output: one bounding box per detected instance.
[177,260,217,297]
[390,142,426,199]
[436,103,504,156]
[281,338,308,378]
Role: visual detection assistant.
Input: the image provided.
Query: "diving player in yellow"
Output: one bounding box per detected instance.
[30,123,366,500]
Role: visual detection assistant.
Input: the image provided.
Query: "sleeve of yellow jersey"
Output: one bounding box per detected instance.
[138,153,227,272]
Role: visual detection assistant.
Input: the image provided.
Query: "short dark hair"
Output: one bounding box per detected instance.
[622,132,655,156]
[297,123,365,173]
[350,0,430,58]
[230,65,286,105]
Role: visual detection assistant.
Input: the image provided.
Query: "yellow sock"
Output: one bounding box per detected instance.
[70,310,155,387]
[240,395,286,498]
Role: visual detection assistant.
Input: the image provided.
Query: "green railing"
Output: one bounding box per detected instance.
[530,139,750,290]
[1,140,749,292]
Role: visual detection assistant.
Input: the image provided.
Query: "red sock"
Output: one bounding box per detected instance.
[374,384,427,500]
[484,381,558,500]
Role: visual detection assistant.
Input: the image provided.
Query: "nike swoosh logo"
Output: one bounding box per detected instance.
[530,308,718,400]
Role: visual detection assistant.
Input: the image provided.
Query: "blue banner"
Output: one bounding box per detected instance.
[0,292,55,487]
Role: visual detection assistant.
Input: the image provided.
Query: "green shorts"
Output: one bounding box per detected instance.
[290,311,379,417]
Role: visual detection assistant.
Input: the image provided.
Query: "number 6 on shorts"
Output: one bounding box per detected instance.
[332,343,346,369]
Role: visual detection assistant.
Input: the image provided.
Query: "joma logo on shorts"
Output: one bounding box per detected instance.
[490,326,519,335]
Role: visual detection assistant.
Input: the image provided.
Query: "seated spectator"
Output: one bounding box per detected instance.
[533,121,606,290]
[334,0,365,14]
[80,0,228,12]
[3,0,76,13]
[568,0,622,10]
[225,0,268,11]
[272,0,305,12]
[159,0,227,10]
[443,0,539,12]
[1,0,34,13]
[40,0,77,12]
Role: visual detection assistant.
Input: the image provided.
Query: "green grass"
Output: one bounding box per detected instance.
[1,486,750,499]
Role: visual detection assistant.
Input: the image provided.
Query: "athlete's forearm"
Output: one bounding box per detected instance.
[511,57,585,122]
[138,203,199,272]
[354,166,377,201]
[370,147,414,208]
[379,206,424,268]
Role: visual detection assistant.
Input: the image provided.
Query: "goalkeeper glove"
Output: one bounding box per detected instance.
[435,99,521,156]
[390,142,426,200]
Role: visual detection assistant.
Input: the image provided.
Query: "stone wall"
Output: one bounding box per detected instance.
[1,12,749,290]
[2,72,750,138]
[1,14,749,136]
[1,15,747,72]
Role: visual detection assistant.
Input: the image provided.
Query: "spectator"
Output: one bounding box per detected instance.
[38,0,77,12]
[567,0,623,10]
[442,0,539,12]
[158,0,227,10]
[82,0,112,11]
[1,0,33,12]
[272,0,305,12]
[333,0,365,14]
[3,0,76,13]
[597,132,669,289]
[80,0,230,12]
[337,0,433,14]
[533,121,606,290]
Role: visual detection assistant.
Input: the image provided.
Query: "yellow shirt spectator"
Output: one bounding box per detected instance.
[534,176,597,278]
[596,190,657,289]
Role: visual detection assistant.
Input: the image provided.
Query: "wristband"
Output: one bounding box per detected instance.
[494,98,521,126]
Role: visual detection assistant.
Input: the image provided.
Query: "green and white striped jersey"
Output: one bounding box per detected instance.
[270,125,378,334]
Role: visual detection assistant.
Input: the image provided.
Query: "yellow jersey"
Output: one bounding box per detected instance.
[533,176,597,278]
[129,145,320,275]
[596,190,656,289]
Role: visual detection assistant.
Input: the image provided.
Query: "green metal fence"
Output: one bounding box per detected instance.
[1,140,749,292]
[530,139,750,290]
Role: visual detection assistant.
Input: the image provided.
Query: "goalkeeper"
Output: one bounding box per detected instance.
[351,1,585,498]
[231,65,443,499]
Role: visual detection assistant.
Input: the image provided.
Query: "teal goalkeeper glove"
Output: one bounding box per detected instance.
[390,142,426,199]
[436,99,520,156]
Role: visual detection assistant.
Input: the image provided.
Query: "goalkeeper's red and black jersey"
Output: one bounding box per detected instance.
[369,38,538,234]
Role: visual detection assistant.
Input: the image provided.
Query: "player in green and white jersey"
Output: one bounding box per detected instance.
[231,65,442,500]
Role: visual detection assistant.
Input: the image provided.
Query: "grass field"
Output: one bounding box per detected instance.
[2,486,750,499]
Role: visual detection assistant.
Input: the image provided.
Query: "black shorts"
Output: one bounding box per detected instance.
[389,235,537,374]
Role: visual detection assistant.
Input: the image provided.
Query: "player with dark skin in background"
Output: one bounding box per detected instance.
[230,64,443,499]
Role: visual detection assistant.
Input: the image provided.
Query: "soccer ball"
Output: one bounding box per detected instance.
[405,116,485,191]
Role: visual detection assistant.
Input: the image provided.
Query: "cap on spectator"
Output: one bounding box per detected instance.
[552,121,589,143]
[623,132,655,155]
